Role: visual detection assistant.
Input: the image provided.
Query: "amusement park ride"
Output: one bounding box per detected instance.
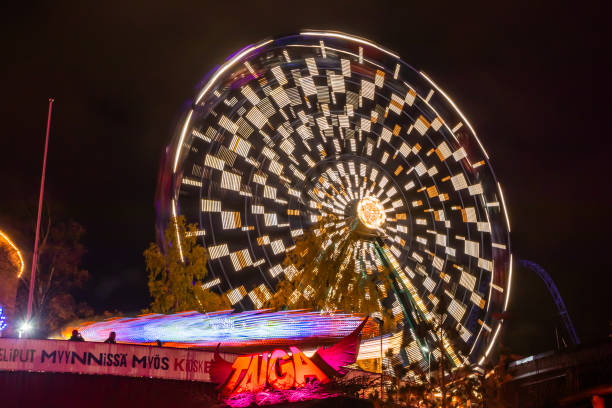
[0,31,584,407]
[0,229,24,335]
[72,30,582,369]
[156,30,513,370]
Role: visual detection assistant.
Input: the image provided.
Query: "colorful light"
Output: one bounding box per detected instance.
[216,347,329,396]
[224,382,338,407]
[357,196,386,229]
[66,310,375,348]
[160,31,513,366]
[0,229,25,278]
[211,320,371,405]
[0,306,7,332]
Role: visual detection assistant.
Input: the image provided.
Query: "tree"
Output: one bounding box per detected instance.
[265,215,394,318]
[334,373,380,400]
[17,218,93,336]
[449,368,485,407]
[415,309,452,406]
[382,346,491,408]
[144,216,229,313]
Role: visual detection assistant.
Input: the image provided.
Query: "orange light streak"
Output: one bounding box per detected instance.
[0,229,25,278]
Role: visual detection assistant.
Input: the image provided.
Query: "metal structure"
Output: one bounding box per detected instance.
[158,31,513,366]
[67,310,406,363]
[519,259,580,347]
[68,310,373,348]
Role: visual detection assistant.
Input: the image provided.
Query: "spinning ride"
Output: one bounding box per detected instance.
[158,31,512,367]
[0,229,24,334]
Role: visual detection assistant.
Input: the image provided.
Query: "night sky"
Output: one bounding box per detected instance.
[0,1,607,356]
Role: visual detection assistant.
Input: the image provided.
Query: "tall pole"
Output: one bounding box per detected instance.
[26,98,54,322]
[379,322,383,401]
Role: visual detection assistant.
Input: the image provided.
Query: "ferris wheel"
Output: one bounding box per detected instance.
[159,31,512,367]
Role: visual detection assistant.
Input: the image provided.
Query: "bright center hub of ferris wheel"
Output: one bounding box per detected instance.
[356,197,386,229]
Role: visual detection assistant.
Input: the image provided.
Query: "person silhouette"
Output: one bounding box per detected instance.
[69,329,85,342]
[104,331,117,344]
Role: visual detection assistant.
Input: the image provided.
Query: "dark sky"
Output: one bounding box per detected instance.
[0,1,607,356]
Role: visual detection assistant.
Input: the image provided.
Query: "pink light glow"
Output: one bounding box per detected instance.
[224,382,339,407]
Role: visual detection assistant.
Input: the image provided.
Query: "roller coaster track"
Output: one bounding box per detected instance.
[520,259,580,347]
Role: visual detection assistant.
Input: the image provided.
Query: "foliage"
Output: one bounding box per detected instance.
[144,216,229,314]
[17,219,93,335]
[368,295,487,407]
[194,284,230,312]
[265,215,394,316]
[334,372,380,399]
[409,289,472,407]
[374,347,492,408]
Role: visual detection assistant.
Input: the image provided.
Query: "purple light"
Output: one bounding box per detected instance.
[0,306,7,332]
[224,382,339,407]
[226,44,255,61]
[68,310,375,348]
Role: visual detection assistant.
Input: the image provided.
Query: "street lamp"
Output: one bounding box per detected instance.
[373,316,384,400]
[18,320,33,338]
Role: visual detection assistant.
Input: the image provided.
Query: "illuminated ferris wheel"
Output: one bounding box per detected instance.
[159,31,512,367]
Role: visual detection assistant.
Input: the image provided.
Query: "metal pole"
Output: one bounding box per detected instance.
[26,98,54,322]
[380,323,383,401]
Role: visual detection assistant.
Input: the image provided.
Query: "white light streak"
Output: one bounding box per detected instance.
[419,71,489,159]
[172,109,193,174]
[300,31,400,59]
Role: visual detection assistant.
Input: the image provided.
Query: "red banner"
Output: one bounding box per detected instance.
[0,338,236,382]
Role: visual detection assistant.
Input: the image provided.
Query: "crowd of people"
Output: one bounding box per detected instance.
[68,329,116,343]
[69,329,163,346]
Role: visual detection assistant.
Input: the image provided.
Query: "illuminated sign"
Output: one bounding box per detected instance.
[217,347,328,395]
[211,318,367,397]
[0,338,235,382]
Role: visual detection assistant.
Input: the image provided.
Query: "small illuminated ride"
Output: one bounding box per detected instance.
[158,31,512,367]
[67,310,374,349]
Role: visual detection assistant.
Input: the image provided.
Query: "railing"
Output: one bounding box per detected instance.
[507,343,612,381]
